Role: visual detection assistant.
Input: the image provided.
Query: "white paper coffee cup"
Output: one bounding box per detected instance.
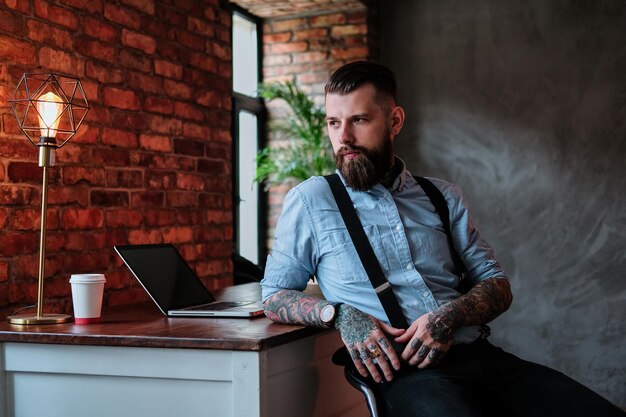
[70,274,106,324]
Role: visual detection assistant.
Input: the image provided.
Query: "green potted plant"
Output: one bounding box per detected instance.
[254,81,335,186]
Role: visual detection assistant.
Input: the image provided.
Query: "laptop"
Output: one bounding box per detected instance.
[114,243,264,318]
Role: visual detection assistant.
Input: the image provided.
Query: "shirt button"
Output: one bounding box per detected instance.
[395,224,402,231]
[422,291,430,298]
[406,264,413,270]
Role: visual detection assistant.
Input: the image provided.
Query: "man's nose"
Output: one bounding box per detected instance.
[338,125,354,145]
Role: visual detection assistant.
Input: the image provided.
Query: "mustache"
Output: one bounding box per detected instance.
[337,145,367,156]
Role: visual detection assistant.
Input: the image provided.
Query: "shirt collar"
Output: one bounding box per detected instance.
[389,156,410,192]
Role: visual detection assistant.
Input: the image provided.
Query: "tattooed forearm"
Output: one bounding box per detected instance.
[263,290,329,327]
[334,304,375,345]
[428,277,513,343]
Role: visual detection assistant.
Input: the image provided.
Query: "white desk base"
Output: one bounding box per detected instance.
[0,331,367,417]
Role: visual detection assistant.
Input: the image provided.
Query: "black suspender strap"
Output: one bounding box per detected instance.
[414,177,489,336]
[324,174,409,329]
[414,176,467,279]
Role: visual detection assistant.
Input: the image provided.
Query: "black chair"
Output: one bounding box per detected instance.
[333,348,386,417]
[344,366,386,417]
[232,249,264,285]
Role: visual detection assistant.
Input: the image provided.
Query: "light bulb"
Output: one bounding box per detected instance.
[37,92,63,138]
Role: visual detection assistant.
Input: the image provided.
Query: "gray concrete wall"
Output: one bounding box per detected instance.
[380,0,625,407]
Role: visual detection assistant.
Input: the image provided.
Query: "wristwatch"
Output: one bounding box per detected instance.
[320,302,342,327]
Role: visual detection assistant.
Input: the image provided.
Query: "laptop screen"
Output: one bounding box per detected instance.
[115,244,215,311]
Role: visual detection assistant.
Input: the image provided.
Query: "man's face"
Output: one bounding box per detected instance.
[325,84,404,190]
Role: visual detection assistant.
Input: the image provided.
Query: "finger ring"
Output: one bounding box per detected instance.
[368,345,382,358]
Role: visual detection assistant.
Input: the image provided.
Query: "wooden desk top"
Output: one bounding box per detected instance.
[0,283,330,352]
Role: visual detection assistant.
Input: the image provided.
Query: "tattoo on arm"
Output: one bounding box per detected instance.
[428,277,513,343]
[263,290,329,327]
[334,304,375,345]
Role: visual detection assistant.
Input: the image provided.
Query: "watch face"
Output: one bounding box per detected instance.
[321,304,335,323]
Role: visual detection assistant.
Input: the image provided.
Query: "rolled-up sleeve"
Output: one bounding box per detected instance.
[442,181,508,287]
[261,186,319,301]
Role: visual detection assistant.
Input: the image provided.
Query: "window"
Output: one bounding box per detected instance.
[233,12,259,96]
[232,8,265,265]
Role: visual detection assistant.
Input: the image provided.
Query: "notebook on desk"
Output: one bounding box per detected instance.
[114,243,264,318]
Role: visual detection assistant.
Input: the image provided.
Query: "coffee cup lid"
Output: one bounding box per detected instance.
[69,274,106,284]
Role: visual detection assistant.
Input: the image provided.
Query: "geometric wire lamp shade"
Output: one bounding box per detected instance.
[6,73,89,325]
[9,73,89,148]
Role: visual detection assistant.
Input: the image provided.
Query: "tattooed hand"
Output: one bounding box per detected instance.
[396,277,512,369]
[395,312,454,369]
[335,304,404,383]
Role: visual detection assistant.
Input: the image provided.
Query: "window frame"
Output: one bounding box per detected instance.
[230,5,267,266]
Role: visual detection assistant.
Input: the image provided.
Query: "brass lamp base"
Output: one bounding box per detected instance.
[7,313,72,325]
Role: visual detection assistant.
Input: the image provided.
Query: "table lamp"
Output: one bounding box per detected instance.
[7,73,89,325]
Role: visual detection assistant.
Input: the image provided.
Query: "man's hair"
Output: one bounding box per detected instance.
[324,61,397,104]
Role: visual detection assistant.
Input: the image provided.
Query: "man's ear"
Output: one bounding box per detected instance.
[390,105,405,139]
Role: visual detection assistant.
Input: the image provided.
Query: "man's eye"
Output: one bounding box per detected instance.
[328,120,339,128]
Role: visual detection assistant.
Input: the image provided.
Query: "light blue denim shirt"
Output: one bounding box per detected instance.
[261,159,507,344]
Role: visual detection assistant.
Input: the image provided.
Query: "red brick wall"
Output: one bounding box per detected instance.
[261,6,377,252]
[0,0,233,318]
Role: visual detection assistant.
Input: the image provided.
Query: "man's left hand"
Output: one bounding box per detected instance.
[394,312,454,369]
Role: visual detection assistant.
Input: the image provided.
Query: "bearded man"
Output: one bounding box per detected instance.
[260,61,624,416]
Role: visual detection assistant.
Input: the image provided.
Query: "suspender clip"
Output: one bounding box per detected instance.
[375,282,391,294]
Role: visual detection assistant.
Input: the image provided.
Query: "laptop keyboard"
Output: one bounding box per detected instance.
[185,301,253,311]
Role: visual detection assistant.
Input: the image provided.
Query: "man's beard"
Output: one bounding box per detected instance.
[334,134,393,192]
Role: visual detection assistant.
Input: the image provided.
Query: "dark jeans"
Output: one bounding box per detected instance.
[376,339,624,417]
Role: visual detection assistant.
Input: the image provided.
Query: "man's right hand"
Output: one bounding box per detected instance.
[334,304,404,383]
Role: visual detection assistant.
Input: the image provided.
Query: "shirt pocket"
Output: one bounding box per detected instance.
[328,225,391,282]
